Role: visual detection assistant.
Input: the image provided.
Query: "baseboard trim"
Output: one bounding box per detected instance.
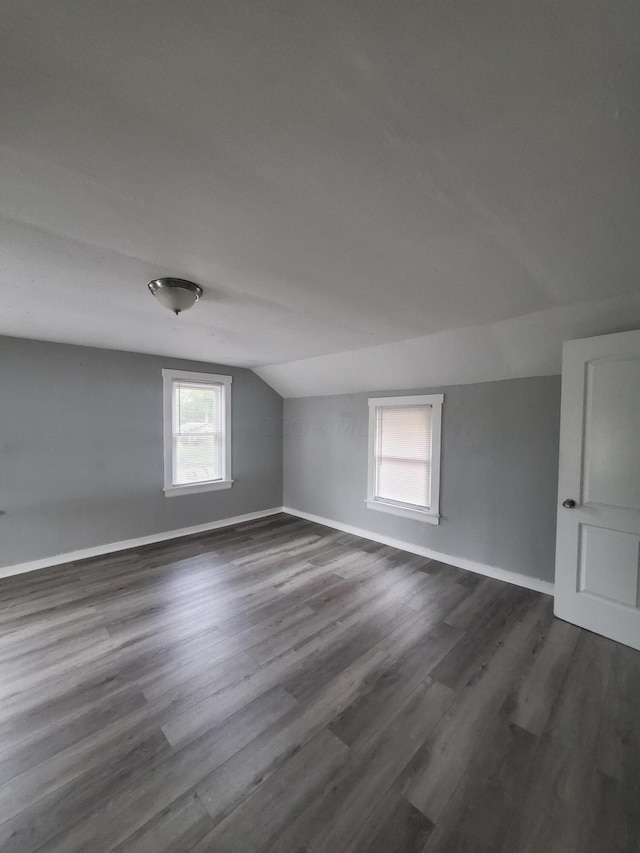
[283,506,555,596]
[1,505,555,595]
[0,507,285,579]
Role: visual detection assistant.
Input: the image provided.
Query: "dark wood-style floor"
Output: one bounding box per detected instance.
[0,515,638,852]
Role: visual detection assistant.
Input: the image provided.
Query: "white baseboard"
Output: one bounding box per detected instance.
[1,505,555,596]
[0,507,285,579]
[283,506,555,596]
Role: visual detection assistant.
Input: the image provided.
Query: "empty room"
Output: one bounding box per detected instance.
[1,1,639,851]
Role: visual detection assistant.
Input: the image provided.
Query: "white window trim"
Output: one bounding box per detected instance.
[162,369,233,498]
[366,393,443,525]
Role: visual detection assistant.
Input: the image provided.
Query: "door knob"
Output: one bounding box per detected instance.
[562,498,577,509]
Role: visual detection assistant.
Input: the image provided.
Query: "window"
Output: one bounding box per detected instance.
[367,394,443,524]
[162,369,232,497]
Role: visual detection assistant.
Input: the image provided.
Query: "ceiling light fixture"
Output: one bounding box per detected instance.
[148,278,203,315]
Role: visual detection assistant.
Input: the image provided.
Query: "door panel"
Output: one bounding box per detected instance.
[555,330,640,650]
[583,358,640,510]
[578,524,639,606]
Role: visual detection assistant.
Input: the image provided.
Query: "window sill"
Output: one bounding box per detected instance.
[366,499,440,525]
[164,480,233,498]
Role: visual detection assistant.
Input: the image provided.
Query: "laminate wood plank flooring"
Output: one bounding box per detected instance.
[0,514,638,852]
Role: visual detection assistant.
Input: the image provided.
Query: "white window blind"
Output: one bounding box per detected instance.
[172,380,224,486]
[367,393,443,524]
[375,405,432,509]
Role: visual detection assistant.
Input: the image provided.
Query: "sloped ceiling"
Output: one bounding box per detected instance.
[1,0,639,396]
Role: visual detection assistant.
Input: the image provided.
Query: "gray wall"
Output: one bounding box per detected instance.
[283,376,561,582]
[0,336,283,568]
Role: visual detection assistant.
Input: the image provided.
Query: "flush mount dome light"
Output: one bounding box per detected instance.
[148,278,203,315]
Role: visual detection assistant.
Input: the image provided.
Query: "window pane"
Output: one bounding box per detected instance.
[174,435,223,485]
[172,381,223,485]
[174,382,222,436]
[375,405,432,508]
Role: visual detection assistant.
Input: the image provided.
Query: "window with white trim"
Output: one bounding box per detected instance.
[162,369,232,497]
[367,394,443,524]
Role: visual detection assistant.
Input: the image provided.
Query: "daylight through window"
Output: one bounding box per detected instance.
[162,369,232,496]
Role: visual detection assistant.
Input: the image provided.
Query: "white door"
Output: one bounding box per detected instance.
[555,329,640,650]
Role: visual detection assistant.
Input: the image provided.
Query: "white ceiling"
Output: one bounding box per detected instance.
[2,1,640,396]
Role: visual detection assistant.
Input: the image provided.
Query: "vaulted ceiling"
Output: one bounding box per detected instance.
[2,0,640,396]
